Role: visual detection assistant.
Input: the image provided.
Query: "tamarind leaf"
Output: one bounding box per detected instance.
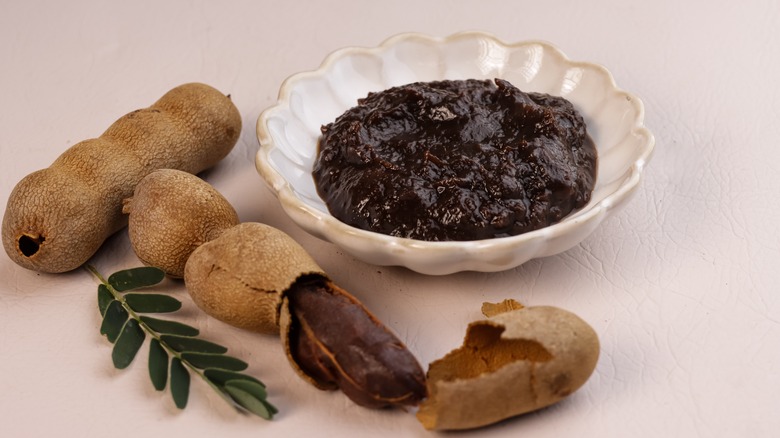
[181,352,248,371]
[160,335,228,354]
[100,300,128,343]
[90,266,276,419]
[204,369,265,387]
[112,319,146,369]
[140,316,199,336]
[170,357,190,409]
[125,294,182,313]
[98,284,113,316]
[224,384,273,420]
[108,267,165,292]
[148,339,168,391]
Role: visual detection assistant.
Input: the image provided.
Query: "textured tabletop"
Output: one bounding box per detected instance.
[1,1,778,437]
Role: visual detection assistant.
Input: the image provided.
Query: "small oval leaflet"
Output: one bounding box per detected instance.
[108,266,166,292]
[170,357,191,409]
[181,352,248,371]
[204,369,265,387]
[140,316,199,336]
[112,319,146,369]
[149,339,169,391]
[161,335,228,354]
[125,293,182,313]
[100,300,128,343]
[98,284,113,316]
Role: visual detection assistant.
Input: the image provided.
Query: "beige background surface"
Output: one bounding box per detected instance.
[1,1,778,437]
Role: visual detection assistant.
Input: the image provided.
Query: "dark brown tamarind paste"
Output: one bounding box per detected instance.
[313,78,597,241]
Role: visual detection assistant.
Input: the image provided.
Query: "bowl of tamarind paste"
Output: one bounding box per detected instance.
[257,32,654,275]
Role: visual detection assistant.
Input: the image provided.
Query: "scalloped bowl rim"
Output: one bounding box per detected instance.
[256,31,655,274]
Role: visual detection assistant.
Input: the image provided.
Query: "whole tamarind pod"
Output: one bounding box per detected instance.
[2,83,241,273]
[122,169,239,278]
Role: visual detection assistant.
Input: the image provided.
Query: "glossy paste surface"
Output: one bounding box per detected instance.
[314,79,597,241]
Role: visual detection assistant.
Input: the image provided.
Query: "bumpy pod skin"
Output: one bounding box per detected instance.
[183,222,325,334]
[122,169,239,278]
[2,83,241,273]
[416,302,600,430]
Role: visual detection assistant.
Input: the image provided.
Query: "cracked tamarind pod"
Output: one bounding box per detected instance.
[416,299,600,430]
[180,222,427,409]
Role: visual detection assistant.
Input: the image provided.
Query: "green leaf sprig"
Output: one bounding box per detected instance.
[88,265,277,419]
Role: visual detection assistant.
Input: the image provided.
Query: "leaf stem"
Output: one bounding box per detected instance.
[86,264,107,284]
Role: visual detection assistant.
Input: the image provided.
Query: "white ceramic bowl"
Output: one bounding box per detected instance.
[256,32,654,275]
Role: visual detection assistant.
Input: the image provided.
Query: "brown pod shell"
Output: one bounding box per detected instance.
[122,169,239,278]
[183,222,325,334]
[416,301,600,430]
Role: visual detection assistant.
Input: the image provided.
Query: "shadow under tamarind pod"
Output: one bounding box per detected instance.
[287,277,427,409]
